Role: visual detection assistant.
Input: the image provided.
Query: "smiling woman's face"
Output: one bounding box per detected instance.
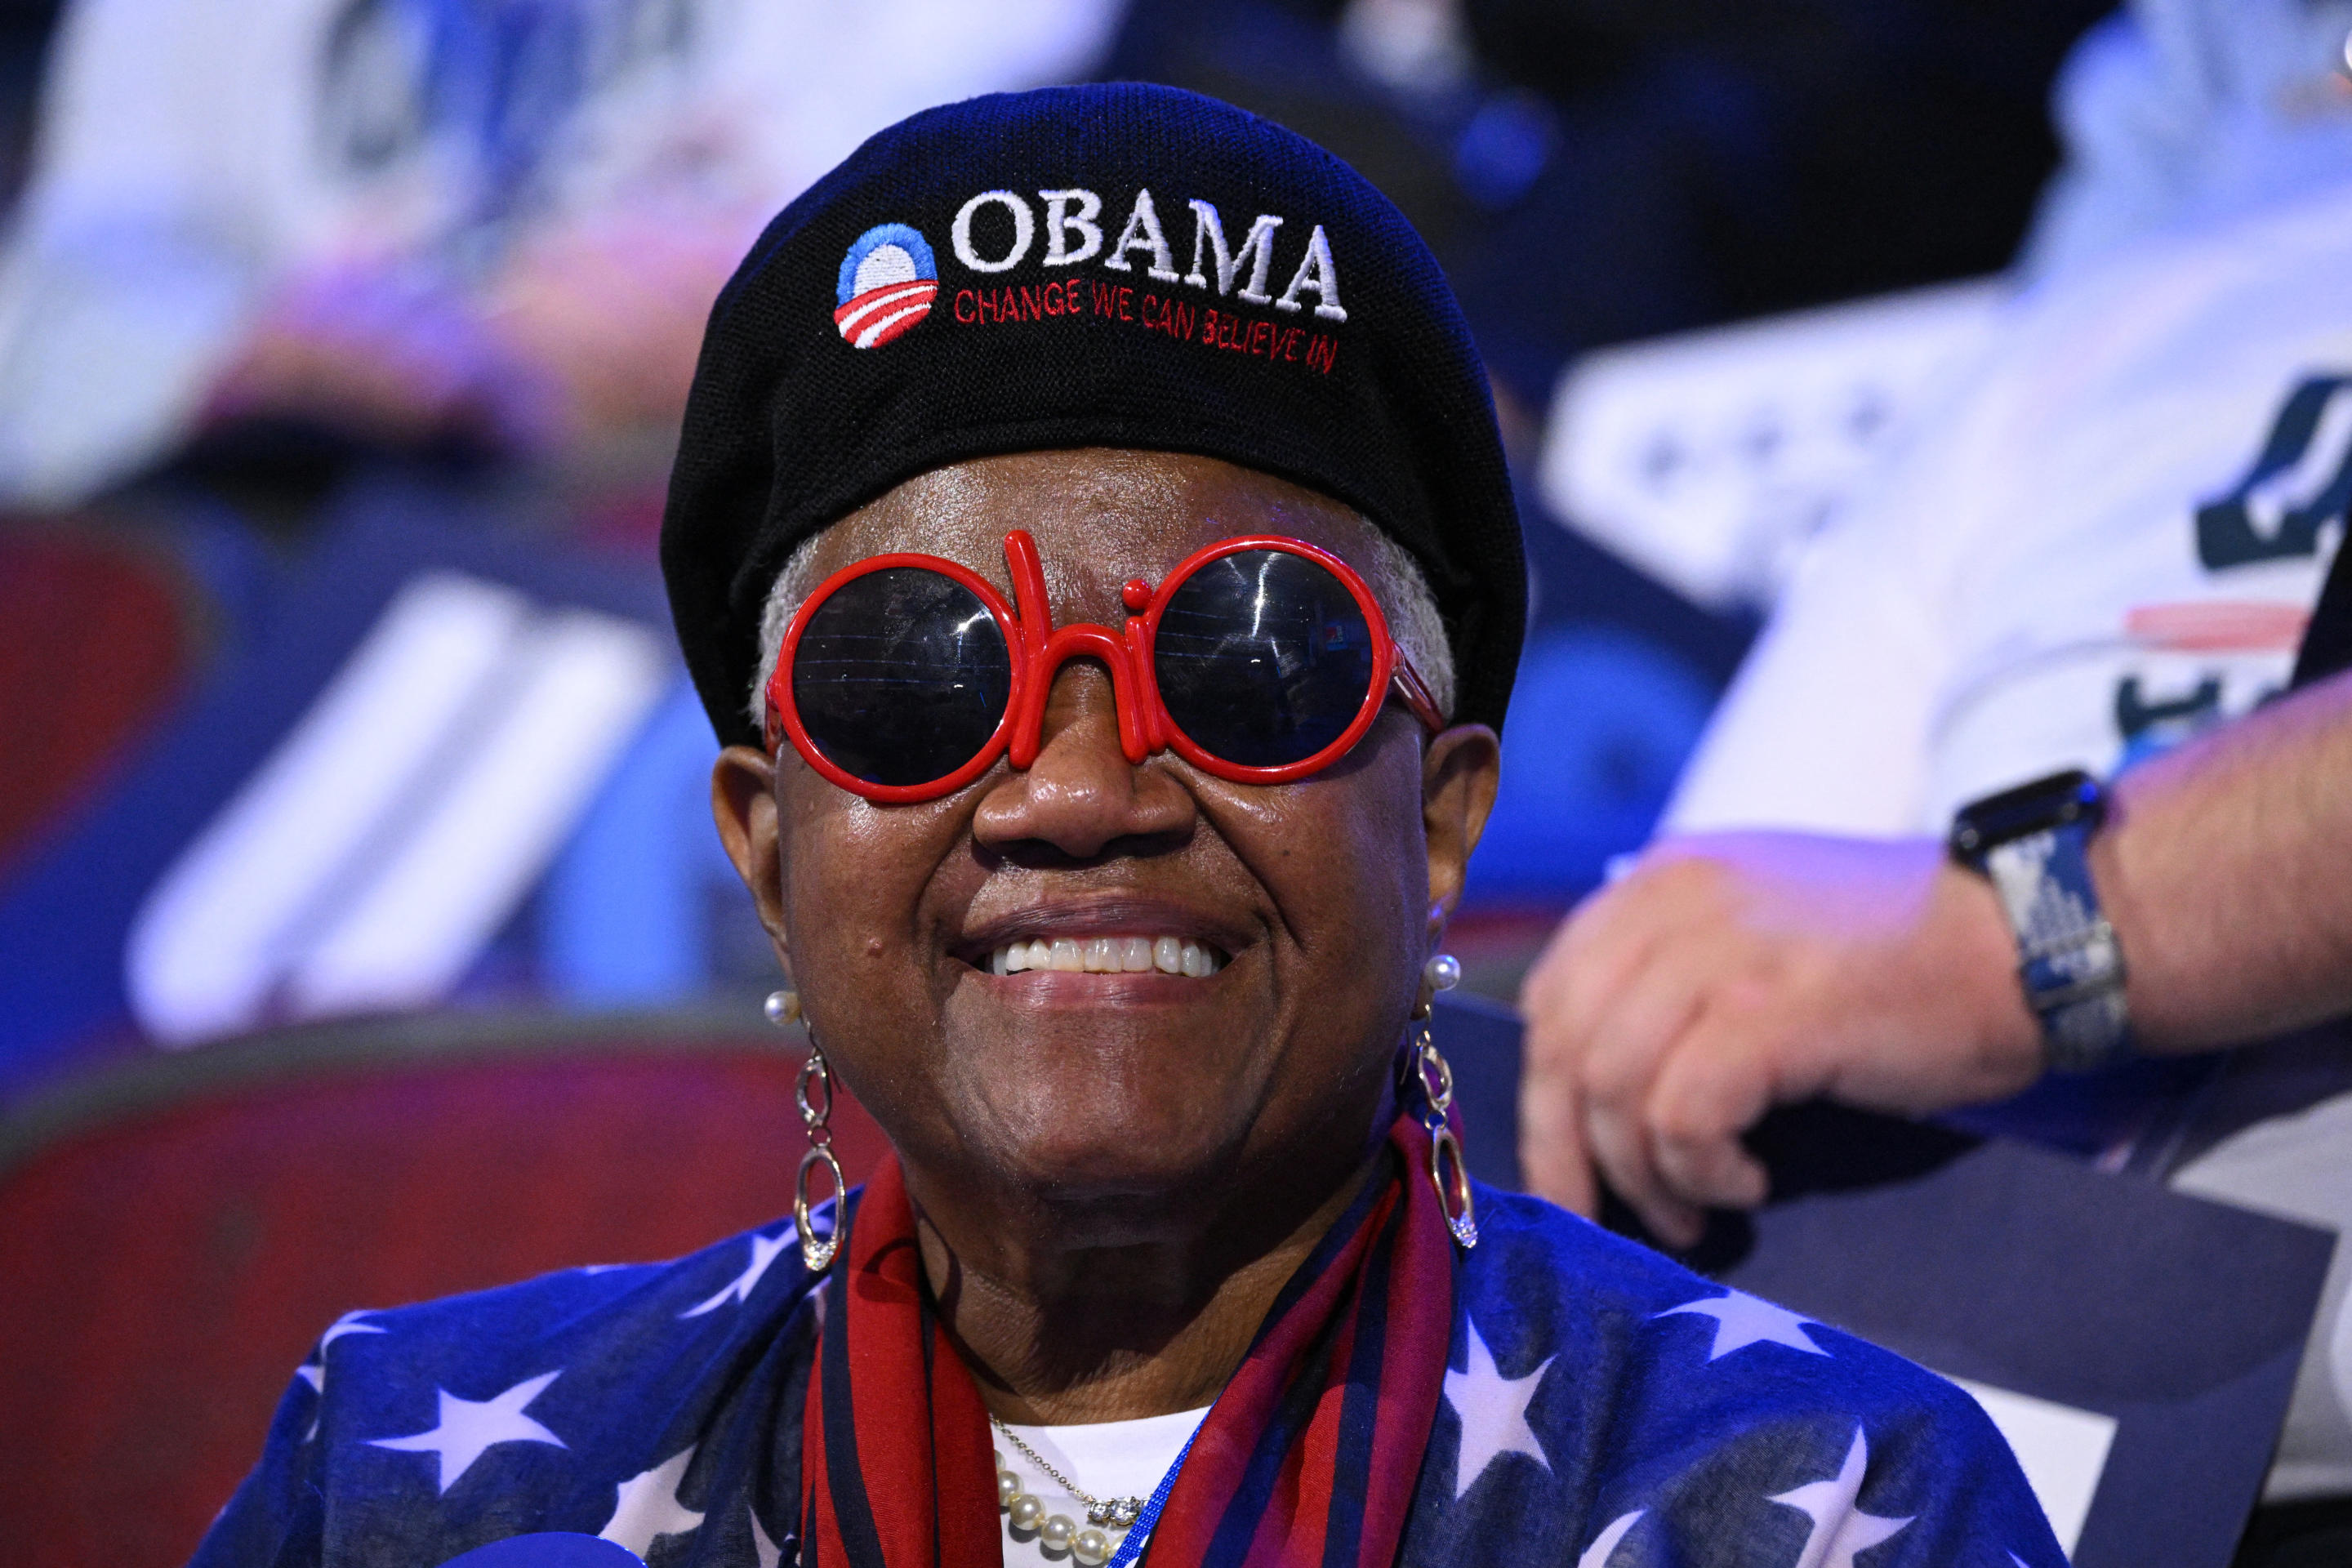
[714,449,1496,1260]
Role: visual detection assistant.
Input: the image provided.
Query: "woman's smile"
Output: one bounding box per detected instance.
[956,892,1246,987]
[982,935,1225,978]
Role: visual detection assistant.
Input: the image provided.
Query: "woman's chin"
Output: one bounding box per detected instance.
[974,1096,1253,1206]
[906,972,1374,1241]
[937,976,1275,1124]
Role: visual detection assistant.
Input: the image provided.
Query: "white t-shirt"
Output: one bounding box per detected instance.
[1659,176,2352,1502]
[993,1406,1208,1567]
[1667,177,2352,841]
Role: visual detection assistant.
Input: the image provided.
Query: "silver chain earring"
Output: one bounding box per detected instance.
[764,988,843,1272]
[1410,953,1477,1250]
[794,1038,845,1272]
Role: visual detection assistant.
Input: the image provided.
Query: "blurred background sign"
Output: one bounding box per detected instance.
[127,571,667,1046]
[1539,279,2008,613]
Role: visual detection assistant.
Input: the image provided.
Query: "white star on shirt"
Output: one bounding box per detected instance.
[751,1505,787,1568]
[1444,1316,1553,1499]
[601,1445,705,1554]
[368,1370,567,1493]
[1654,1290,1828,1361]
[295,1365,328,1441]
[683,1230,794,1317]
[1576,1510,1645,1568]
[1767,1428,1911,1568]
[300,1312,387,1440]
[318,1309,386,1352]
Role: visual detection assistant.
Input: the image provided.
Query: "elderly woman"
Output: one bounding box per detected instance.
[196,86,2059,1568]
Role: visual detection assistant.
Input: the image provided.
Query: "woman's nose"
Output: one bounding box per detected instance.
[972,661,1194,858]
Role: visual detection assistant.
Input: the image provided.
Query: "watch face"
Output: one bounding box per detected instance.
[1949,768,2104,859]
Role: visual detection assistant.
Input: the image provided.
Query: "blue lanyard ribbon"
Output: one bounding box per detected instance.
[1102,1419,1204,1568]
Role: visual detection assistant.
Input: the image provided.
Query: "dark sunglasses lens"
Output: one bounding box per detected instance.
[791,568,1013,787]
[1154,550,1378,768]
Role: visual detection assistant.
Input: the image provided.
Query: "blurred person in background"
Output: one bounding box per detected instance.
[0,0,1118,508]
[1111,0,2112,419]
[1517,0,2352,1557]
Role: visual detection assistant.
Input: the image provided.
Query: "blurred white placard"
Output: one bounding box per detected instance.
[127,572,668,1046]
[1539,279,2008,611]
[1952,1375,2118,1555]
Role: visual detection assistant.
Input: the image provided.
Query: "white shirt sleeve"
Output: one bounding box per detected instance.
[0,0,300,506]
[1658,337,2018,840]
[1660,511,1946,838]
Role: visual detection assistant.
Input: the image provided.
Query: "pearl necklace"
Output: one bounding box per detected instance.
[991,1416,1144,1566]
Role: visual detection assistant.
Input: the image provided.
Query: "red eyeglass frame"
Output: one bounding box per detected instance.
[764,528,1446,804]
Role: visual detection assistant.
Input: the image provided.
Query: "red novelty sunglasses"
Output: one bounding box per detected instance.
[764,530,1445,803]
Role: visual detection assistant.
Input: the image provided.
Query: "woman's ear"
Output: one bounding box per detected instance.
[711,744,792,969]
[1422,724,1500,941]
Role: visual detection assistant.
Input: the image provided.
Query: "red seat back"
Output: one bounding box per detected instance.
[0,1024,888,1568]
[0,528,195,877]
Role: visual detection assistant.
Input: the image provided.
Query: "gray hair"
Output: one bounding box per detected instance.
[748,528,1456,735]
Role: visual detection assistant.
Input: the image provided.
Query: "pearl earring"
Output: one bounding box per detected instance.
[764,989,801,1027]
[1423,953,1461,995]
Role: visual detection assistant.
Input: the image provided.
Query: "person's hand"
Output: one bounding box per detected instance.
[205,262,556,455]
[205,211,747,465]
[488,210,750,446]
[1516,831,2043,1246]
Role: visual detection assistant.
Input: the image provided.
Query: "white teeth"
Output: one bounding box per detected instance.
[981,934,1226,978]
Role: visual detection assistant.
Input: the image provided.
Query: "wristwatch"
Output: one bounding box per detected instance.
[1948,769,2132,1074]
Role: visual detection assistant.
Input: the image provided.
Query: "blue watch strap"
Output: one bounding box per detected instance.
[1979,817,2132,1073]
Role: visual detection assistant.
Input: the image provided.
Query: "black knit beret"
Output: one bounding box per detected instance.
[662,82,1526,747]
